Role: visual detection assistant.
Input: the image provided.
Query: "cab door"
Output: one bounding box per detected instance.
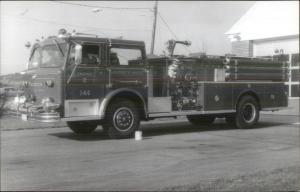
[64,42,107,117]
[108,44,148,98]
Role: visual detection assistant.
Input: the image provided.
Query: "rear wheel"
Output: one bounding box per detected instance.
[187,115,216,126]
[235,95,260,129]
[103,99,140,139]
[67,121,98,134]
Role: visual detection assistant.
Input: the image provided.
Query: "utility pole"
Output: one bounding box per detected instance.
[150,0,158,55]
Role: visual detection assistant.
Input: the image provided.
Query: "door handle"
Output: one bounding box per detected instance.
[115,80,143,85]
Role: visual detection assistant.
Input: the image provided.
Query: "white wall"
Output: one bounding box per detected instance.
[226,1,299,42]
[253,36,299,56]
[253,36,299,98]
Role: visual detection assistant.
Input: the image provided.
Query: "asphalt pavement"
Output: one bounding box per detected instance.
[1,114,299,191]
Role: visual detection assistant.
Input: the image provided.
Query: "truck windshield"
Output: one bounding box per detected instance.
[40,44,67,68]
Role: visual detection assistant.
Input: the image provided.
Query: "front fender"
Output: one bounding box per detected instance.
[99,88,147,119]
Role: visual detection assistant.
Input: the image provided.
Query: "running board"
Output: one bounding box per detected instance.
[148,110,236,118]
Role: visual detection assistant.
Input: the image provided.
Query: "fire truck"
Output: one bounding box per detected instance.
[1,30,288,139]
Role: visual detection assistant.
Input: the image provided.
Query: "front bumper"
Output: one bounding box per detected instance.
[7,103,61,123]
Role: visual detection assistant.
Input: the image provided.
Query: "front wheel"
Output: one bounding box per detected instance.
[235,95,260,129]
[103,99,140,139]
[187,115,216,126]
[67,121,98,134]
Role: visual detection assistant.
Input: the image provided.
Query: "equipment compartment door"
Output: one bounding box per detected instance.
[203,83,233,111]
[263,83,288,108]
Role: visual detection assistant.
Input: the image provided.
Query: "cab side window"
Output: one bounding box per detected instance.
[82,45,101,65]
[68,44,101,66]
[110,48,143,66]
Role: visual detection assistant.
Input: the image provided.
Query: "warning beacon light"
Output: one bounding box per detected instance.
[58,28,67,37]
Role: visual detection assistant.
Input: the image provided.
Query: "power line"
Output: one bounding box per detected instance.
[157,12,178,40]
[51,1,152,11]
[3,14,152,33]
[158,12,191,54]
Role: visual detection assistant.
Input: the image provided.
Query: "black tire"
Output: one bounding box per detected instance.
[187,115,216,126]
[67,121,98,134]
[102,99,140,139]
[235,95,260,129]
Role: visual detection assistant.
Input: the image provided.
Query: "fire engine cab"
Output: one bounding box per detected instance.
[2,30,288,139]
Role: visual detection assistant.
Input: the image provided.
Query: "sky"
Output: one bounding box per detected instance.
[0,1,255,75]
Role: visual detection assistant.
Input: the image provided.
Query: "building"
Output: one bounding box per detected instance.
[225,1,299,97]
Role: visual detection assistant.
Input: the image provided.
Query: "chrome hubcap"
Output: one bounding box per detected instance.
[113,107,134,132]
[242,103,256,123]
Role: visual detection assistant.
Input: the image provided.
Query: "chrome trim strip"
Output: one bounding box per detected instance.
[35,77,56,80]
[61,115,101,122]
[197,81,286,84]
[148,110,236,118]
[261,107,289,111]
[146,69,149,88]
[115,80,143,84]
[107,68,112,88]
[234,59,238,80]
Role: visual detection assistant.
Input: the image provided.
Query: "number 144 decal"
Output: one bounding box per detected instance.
[79,90,91,96]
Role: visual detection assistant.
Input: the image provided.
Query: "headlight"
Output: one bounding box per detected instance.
[41,97,59,112]
[45,80,54,87]
[22,81,29,88]
[41,97,54,105]
[14,95,27,104]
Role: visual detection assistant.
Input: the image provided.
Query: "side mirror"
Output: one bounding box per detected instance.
[74,44,82,65]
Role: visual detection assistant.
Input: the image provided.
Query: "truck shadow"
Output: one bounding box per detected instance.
[49,129,110,141]
[48,120,289,141]
[141,121,288,138]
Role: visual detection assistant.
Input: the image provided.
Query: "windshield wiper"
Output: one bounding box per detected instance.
[53,39,64,57]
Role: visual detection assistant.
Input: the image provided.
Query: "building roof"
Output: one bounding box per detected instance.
[225,1,299,41]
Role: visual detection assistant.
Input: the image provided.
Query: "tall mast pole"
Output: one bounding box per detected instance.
[150,0,158,55]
